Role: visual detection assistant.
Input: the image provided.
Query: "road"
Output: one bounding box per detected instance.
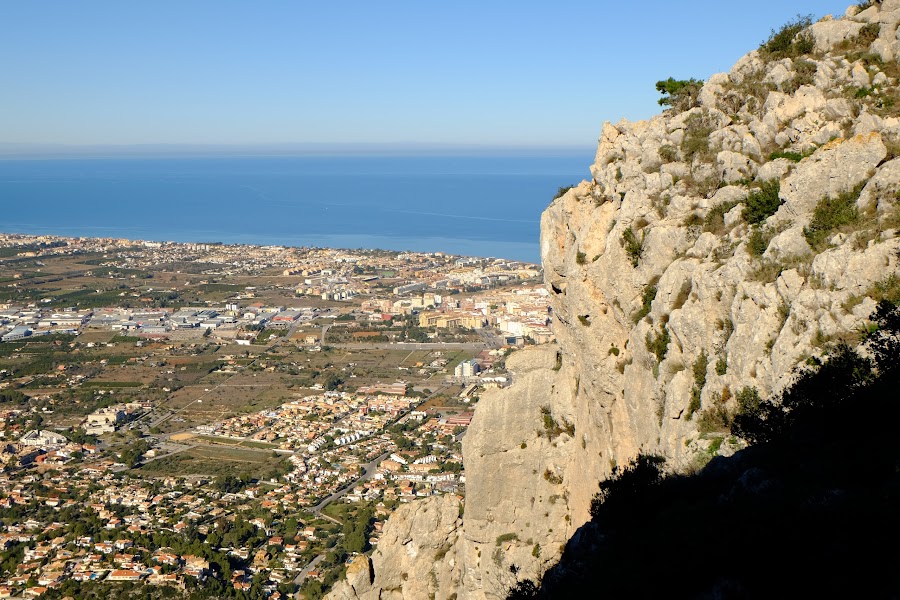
[290,383,455,588]
[310,451,391,513]
[305,381,449,512]
[475,328,505,349]
[294,553,325,586]
[334,342,486,351]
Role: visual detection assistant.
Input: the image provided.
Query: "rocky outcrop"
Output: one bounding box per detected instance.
[330,4,900,599]
[453,346,581,597]
[327,494,462,600]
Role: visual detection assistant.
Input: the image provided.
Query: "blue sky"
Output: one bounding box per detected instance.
[1,1,854,150]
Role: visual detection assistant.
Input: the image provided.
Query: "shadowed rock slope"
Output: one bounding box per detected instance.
[508,302,900,599]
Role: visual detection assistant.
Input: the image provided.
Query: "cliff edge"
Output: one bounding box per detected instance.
[329,3,900,598]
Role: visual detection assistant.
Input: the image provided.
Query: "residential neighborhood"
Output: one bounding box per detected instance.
[0,233,538,598]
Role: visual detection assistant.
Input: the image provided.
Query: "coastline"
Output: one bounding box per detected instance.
[0,230,541,268]
[0,230,540,267]
[0,154,588,264]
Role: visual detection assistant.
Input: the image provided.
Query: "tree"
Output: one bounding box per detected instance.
[867,300,900,377]
[344,528,367,553]
[732,301,900,445]
[589,454,666,524]
[655,77,702,110]
[552,185,574,200]
[392,434,413,451]
[323,371,344,391]
[119,439,151,468]
[302,579,324,600]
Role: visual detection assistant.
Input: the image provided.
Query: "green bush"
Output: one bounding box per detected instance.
[760,14,814,59]
[715,356,728,376]
[681,113,716,162]
[748,254,811,283]
[578,315,591,327]
[544,468,564,485]
[576,251,587,265]
[736,387,762,414]
[658,145,678,163]
[693,351,709,388]
[696,386,733,433]
[870,274,900,305]
[553,185,574,200]
[704,200,741,234]
[683,212,704,228]
[743,180,782,225]
[872,89,900,117]
[747,226,776,257]
[687,389,702,421]
[697,405,732,433]
[768,150,804,162]
[622,227,644,267]
[783,59,818,94]
[856,22,881,46]
[803,183,864,249]
[632,283,658,323]
[687,351,709,420]
[541,406,575,440]
[646,326,671,362]
[656,78,703,111]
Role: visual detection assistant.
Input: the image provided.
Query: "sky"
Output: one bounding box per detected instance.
[1,1,856,152]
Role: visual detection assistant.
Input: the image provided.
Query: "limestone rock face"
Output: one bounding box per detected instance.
[809,19,864,51]
[327,494,462,600]
[329,4,900,599]
[779,133,887,220]
[455,346,583,599]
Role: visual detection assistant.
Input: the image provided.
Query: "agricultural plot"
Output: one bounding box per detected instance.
[152,375,296,433]
[139,444,289,479]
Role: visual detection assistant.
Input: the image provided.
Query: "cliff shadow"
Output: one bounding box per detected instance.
[509,302,900,599]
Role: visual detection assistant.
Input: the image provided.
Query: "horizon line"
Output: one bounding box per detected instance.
[0,141,596,160]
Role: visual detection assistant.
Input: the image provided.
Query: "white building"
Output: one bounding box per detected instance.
[454,359,480,378]
[20,430,68,449]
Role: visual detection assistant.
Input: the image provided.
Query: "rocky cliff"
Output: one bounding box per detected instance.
[329,3,900,598]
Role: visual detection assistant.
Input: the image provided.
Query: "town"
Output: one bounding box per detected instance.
[0,233,553,599]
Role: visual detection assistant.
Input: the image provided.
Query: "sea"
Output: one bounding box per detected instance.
[0,153,591,264]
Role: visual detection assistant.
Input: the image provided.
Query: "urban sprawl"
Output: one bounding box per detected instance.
[0,233,553,599]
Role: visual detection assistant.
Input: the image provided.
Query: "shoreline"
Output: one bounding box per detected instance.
[0,230,541,267]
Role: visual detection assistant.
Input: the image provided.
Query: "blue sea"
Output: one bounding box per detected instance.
[0,154,590,263]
